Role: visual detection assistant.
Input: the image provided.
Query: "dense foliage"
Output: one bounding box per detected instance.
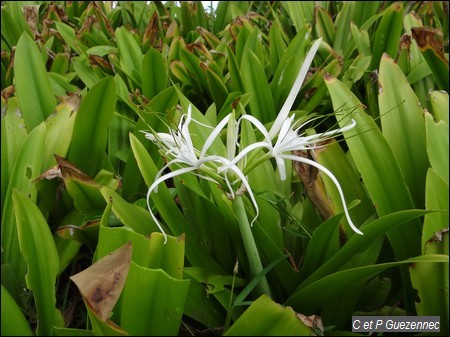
[1,1,448,336]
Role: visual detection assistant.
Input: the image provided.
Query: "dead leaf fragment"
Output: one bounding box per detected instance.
[70,242,132,321]
[296,313,324,336]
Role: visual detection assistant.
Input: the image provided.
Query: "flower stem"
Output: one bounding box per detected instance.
[232,195,272,298]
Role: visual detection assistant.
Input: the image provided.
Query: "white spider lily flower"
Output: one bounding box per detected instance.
[143,105,259,243]
[222,114,362,235]
[217,37,363,236]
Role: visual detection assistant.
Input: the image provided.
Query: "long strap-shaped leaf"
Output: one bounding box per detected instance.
[69,77,116,177]
[13,190,64,336]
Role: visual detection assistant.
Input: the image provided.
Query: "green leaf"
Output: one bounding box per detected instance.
[379,54,430,209]
[295,209,428,291]
[1,123,46,283]
[270,28,311,111]
[315,6,335,47]
[115,26,143,87]
[224,295,316,336]
[73,57,104,88]
[350,22,371,56]
[13,190,64,336]
[283,2,314,33]
[226,44,245,93]
[96,226,185,280]
[241,49,275,123]
[69,77,116,177]
[429,90,449,124]
[55,22,87,55]
[142,47,167,99]
[286,254,448,314]
[422,169,449,248]
[1,7,24,49]
[370,2,404,69]
[14,33,57,131]
[410,231,449,335]
[43,100,79,170]
[325,75,421,261]
[119,262,190,336]
[99,185,158,235]
[425,111,449,184]
[1,284,33,336]
[1,97,28,209]
[93,225,189,335]
[315,139,375,234]
[205,65,228,111]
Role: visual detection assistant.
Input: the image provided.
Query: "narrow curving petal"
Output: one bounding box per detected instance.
[269,38,322,139]
[146,166,198,243]
[281,153,363,235]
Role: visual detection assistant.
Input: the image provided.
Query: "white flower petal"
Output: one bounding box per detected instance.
[201,113,231,159]
[146,166,197,244]
[280,153,363,235]
[269,38,322,139]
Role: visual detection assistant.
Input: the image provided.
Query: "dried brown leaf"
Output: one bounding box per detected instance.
[70,242,132,321]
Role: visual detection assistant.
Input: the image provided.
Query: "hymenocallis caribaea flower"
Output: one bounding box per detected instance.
[143,37,363,243]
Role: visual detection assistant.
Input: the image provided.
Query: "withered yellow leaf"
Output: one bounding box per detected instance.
[70,241,132,321]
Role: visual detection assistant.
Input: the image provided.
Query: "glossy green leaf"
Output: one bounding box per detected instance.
[241,49,275,123]
[99,185,157,235]
[121,86,178,199]
[410,231,449,335]
[142,47,167,99]
[325,75,421,261]
[55,22,87,55]
[205,65,228,111]
[315,139,375,234]
[1,7,23,49]
[73,57,104,88]
[183,277,227,328]
[293,209,429,295]
[422,169,449,248]
[1,2,33,48]
[226,44,245,93]
[286,254,448,314]
[14,33,57,131]
[425,111,449,184]
[333,2,355,57]
[43,99,79,170]
[429,90,449,124]
[119,261,190,335]
[1,284,33,336]
[224,295,315,336]
[370,2,404,69]
[1,123,46,283]
[176,180,233,271]
[53,327,94,336]
[283,2,314,33]
[379,54,429,209]
[13,190,64,336]
[88,310,128,336]
[69,77,116,177]
[97,226,185,279]
[1,97,28,209]
[115,26,143,87]
[268,21,287,77]
[179,48,208,92]
[315,6,335,47]
[350,22,371,56]
[93,225,189,335]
